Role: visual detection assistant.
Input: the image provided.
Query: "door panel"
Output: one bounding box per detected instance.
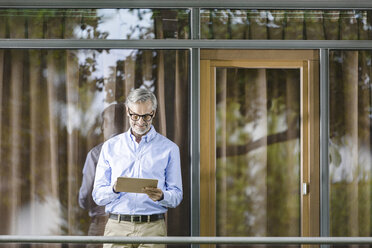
[215,67,301,237]
[200,50,320,244]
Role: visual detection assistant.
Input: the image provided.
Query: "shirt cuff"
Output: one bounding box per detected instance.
[158,191,170,205]
[158,192,164,201]
[113,185,120,194]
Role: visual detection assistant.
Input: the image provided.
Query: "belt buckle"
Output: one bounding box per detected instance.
[131,215,141,223]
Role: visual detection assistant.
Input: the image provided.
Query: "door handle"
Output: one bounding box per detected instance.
[302,182,309,195]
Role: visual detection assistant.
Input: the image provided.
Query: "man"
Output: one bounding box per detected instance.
[79,103,125,248]
[93,88,183,248]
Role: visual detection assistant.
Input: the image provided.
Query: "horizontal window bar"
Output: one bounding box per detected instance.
[1,39,372,49]
[2,236,372,244]
[1,0,372,9]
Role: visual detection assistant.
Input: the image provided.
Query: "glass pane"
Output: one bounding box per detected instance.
[215,68,301,240]
[329,50,372,240]
[0,49,190,242]
[0,9,190,39]
[201,9,372,40]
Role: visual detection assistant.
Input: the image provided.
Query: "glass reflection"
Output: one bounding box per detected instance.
[201,9,372,40]
[0,49,190,242]
[0,9,190,39]
[215,68,301,240]
[329,50,372,242]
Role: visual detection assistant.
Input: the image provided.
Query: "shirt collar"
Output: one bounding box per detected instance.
[128,125,156,143]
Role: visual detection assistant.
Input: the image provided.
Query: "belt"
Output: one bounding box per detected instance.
[109,213,165,223]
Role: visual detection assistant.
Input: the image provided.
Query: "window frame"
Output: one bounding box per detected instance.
[1,1,372,244]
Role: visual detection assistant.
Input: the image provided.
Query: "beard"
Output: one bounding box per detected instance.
[130,121,151,136]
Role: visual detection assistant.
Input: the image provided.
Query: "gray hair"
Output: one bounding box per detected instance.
[125,88,158,111]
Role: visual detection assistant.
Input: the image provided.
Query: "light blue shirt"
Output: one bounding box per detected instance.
[92,126,183,215]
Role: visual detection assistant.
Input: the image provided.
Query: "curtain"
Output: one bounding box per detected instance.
[0,9,190,248]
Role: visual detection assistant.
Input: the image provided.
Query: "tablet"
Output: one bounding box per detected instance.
[115,177,158,193]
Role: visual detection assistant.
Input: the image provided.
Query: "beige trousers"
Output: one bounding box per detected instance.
[103,218,167,248]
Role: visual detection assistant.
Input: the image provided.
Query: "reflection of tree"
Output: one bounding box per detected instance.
[0,9,107,237]
[216,69,301,238]
[125,9,190,39]
[329,50,372,240]
[200,9,372,40]
[0,8,191,242]
[216,119,299,158]
[329,44,372,245]
[202,9,372,242]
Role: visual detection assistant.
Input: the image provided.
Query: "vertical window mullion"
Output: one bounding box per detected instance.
[320,48,330,241]
[191,7,201,247]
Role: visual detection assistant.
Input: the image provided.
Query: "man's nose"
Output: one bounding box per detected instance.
[138,117,146,125]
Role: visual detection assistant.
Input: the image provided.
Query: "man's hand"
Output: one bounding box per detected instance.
[142,187,163,201]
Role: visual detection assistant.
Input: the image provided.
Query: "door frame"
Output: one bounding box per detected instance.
[200,50,320,238]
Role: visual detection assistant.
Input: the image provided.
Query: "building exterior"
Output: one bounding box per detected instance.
[0,0,372,247]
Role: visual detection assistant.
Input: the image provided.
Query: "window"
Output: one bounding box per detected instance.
[0,2,372,248]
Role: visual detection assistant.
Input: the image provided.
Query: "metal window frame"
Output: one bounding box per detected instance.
[2,236,372,244]
[1,2,372,246]
[190,8,200,246]
[320,49,330,248]
[1,40,372,49]
[1,0,372,9]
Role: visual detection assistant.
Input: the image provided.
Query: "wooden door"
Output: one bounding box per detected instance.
[200,50,320,247]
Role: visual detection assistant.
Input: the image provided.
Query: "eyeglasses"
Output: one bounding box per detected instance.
[128,108,154,122]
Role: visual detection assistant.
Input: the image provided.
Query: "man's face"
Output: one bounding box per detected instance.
[127,100,155,136]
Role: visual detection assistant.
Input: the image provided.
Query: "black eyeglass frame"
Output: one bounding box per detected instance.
[128,108,155,122]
